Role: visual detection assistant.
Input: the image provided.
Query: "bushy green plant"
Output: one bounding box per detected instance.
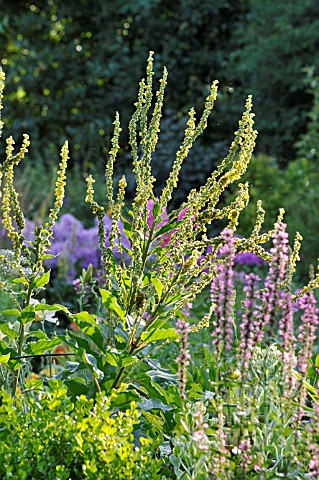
[57,52,287,398]
[0,380,162,479]
[2,51,319,480]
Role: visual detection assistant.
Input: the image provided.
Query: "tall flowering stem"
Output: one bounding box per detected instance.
[175,318,191,399]
[211,228,236,354]
[192,402,209,452]
[239,272,261,371]
[298,290,319,375]
[259,220,289,340]
[278,291,297,397]
[292,289,319,423]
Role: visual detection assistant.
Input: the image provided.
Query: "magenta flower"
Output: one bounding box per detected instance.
[160,206,189,248]
[211,228,236,353]
[192,405,209,451]
[297,290,319,374]
[259,221,289,340]
[145,199,168,231]
[175,318,191,398]
[278,291,296,395]
[239,272,261,369]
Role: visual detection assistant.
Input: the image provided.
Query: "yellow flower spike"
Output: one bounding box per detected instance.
[288,231,303,285]
[5,136,15,161]
[251,199,266,238]
[85,175,110,275]
[0,67,5,140]
[46,140,69,234]
[106,112,122,215]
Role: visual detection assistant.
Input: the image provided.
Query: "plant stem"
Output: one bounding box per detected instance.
[12,280,33,396]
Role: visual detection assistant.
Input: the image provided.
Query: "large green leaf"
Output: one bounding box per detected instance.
[71,312,105,350]
[1,309,20,316]
[0,341,22,370]
[34,270,51,288]
[100,289,125,321]
[0,322,18,340]
[60,336,104,379]
[25,337,63,355]
[34,303,69,313]
[72,311,98,325]
[105,348,138,368]
[141,327,179,345]
[19,305,36,325]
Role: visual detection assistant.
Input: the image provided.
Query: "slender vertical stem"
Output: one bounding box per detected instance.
[12,280,33,396]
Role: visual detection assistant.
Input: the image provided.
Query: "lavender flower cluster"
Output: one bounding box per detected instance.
[0,213,131,281]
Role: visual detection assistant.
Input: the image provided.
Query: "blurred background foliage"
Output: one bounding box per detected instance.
[0,0,319,279]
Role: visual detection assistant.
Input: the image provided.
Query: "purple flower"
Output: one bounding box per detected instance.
[211,228,236,353]
[278,291,297,395]
[192,404,209,451]
[175,318,191,399]
[239,272,261,369]
[45,213,131,281]
[145,199,168,231]
[259,222,289,339]
[297,290,319,374]
[234,252,266,267]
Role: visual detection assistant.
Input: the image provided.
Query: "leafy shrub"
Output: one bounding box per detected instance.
[0,381,162,479]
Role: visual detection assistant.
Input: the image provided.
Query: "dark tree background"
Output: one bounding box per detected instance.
[1,0,318,187]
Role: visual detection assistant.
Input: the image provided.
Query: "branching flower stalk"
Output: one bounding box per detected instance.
[0,68,69,395]
[175,318,191,399]
[239,272,261,373]
[211,228,236,356]
[259,220,289,341]
[83,55,293,392]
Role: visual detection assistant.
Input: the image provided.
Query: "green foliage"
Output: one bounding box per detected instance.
[0,381,162,479]
[170,345,315,479]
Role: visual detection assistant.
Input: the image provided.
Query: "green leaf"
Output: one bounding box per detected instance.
[150,277,164,298]
[19,304,35,325]
[107,388,141,409]
[105,348,138,368]
[1,309,20,316]
[25,337,63,355]
[11,277,28,285]
[100,289,125,321]
[26,330,48,340]
[72,311,98,325]
[24,378,44,391]
[60,336,104,379]
[153,221,181,239]
[0,322,18,339]
[41,254,57,260]
[34,270,51,288]
[152,202,162,221]
[141,327,178,345]
[139,398,173,412]
[143,411,165,431]
[34,303,69,313]
[0,353,10,364]
[315,354,319,368]
[0,341,22,370]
